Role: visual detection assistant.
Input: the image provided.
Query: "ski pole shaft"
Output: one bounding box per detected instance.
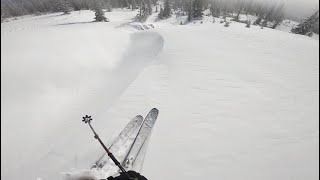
[82,115,128,175]
[88,123,127,173]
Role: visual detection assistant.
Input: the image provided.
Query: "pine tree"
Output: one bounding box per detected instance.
[210,5,214,16]
[224,21,230,27]
[93,0,109,22]
[291,10,319,35]
[142,3,149,19]
[313,20,319,34]
[155,4,158,12]
[261,19,268,28]
[187,1,192,21]
[232,2,243,22]
[246,20,251,28]
[271,4,285,29]
[210,2,221,18]
[253,16,262,25]
[163,0,171,18]
[131,0,137,10]
[136,0,150,22]
[192,0,203,19]
[105,0,112,12]
[57,0,71,14]
[147,0,152,15]
[158,7,164,19]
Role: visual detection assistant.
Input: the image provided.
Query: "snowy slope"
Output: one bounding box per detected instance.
[2,9,319,180]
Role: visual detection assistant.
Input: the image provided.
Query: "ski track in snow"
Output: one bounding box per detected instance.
[2,9,319,180]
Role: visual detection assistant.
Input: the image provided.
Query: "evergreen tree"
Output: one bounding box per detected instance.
[131,0,137,10]
[106,4,112,12]
[224,21,230,27]
[262,3,277,26]
[261,19,268,28]
[212,5,220,18]
[93,0,109,22]
[246,20,251,28]
[253,16,262,25]
[271,3,285,29]
[210,5,214,16]
[313,20,319,34]
[210,3,220,18]
[105,0,112,12]
[158,6,164,19]
[187,1,192,21]
[163,0,171,18]
[135,0,150,21]
[232,2,243,22]
[147,0,152,15]
[141,2,149,19]
[157,0,171,19]
[192,0,203,19]
[291,10,319,35]
[57,0,71,14]
[155,4,158,12]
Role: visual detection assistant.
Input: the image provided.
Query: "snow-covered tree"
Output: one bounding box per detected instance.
[93,0,109,22]
[291,10,319,36]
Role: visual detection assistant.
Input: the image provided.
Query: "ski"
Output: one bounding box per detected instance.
[122,108,159,170]
[129,133,151,172]
[91,115,144,169]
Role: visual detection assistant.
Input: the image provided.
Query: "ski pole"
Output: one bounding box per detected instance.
[82,115,128,174]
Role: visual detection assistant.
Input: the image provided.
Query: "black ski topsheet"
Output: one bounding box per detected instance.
[91,115,144,169]
[122,108,159,170]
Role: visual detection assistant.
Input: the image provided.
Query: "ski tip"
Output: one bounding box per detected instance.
[151,108,159,112]
[151,108,159,114]
[136,115,143,118]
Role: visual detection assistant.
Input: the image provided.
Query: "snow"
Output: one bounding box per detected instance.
[1,9,319,180]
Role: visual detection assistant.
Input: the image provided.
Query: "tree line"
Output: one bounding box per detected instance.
[0,0,155,18]
[1,0,319,36]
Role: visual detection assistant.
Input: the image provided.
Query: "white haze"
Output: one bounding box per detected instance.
[283,0,319,21]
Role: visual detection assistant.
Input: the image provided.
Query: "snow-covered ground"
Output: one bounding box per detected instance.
[1,9,319,180]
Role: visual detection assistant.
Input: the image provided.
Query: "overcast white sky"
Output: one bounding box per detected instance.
[283,0,319,20]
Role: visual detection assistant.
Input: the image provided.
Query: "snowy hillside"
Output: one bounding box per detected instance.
[1,9,319,180]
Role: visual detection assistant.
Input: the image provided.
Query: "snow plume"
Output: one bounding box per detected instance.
[2,14,163,179]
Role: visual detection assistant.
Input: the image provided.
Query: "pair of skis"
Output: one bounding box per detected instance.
[83,108,158,176]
